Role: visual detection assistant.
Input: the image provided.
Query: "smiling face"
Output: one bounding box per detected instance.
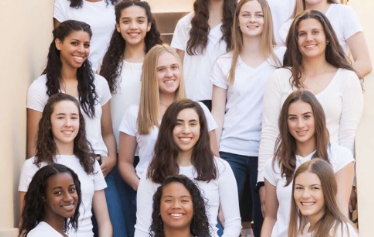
[157,52,181,96]
[55,30,90,70]
[238,0,264,39]
[160,182,194,232]
[294,171,325,223]
[43,172,78,221]
[116,5,151,47]
[50,101,80,147]
[297,18,327,60]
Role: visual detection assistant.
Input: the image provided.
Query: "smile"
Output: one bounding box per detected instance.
[61,203,75,211]
[296,130,308,136]
[300,202,315,206]
[73,56,84,63]
[164,79,175,84]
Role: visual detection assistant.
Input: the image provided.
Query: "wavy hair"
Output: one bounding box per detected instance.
[274,90,330,186]
[291,0,337,18]
[228,0,281,84]
[150,175,211,237]
[35,93,95,174]
[283,10,356,89]
[186,0,236,55]
[147,99,217,183]
[137,45,186,135]
[43,20,98,118]
[20,164,82,237]
[99,0,162,93]
[68,0,119,8]
[289,159,356,237]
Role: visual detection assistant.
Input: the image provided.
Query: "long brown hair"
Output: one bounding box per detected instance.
[274,90,329,186]
[228,0,281,84]
[35,93,95,174]
[289,159,355,237]
[186,0,236,55]
[283,10,356,89]
[147,99,217,183]
[291,0,338,18]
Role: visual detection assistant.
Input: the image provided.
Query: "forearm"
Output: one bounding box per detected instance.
[352,59,372,78]
[119,161,139,191]
[98,219,113,237]
[260,217,276,237]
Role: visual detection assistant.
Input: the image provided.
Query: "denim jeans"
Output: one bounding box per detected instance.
[220,152,263,237]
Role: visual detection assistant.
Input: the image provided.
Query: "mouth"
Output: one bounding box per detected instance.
[169,213,185,219]
[300,202,315,206]
[296,130,308,136]
[164,79,176,84]
[247,25,258,29]
[73,56,85,63]
[304,44,317,49]
[179,137,192,143]
[128,32,140,36]
[61,203,75,211]
[61,130,74,135]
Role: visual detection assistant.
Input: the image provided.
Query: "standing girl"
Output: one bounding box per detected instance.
[261,90,354,237]
[171,0,237,109]
[136,99,241,237]
[211,0,285,236]
[20,94,112,237]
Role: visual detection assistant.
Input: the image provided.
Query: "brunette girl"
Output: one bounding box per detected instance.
[261,90,354,237]
[135,99,241,237]
[20,93,112,237]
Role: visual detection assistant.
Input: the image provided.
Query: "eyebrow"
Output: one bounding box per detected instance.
[176,119,198,122]
[288,112,312,116]
[55,113,79,116]
[163,195,191,198]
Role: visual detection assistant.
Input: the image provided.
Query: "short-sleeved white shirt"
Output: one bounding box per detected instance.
[53,0,116,70]
[135,157,241,237]
[264,144,354,237]
[171,12,227,101]
[19,155,107,237]
[119,102,217,178]
[210,47,286,156]
[27,74,112,156]
[300,221,358,237]
[279,4,363,55]
[27,222,64,237]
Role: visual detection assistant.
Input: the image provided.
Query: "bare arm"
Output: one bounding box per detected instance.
[100,102,117,177]
[18,191,26,228]
[347,32,372,78]
[211,85,227,146]
[261,180,278,237]
[93,190,113,237]
[335,162,354,218]
[118,132,139,191]
[27,109,42,158]
[209,130,219,157]
[176,49,185,64]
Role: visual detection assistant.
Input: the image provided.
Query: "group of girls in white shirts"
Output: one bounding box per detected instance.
[18,0,371,236]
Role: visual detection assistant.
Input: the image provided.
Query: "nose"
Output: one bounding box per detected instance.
[63,192,74,202]
[130,21,137,29]
[301,188,311,199]
[65,118,72,127]
[171,200,181,209]
[296,118,304,128]
[306,32,313,41]
[182,124,191,134]
[77,43,85,53]
[166,68,173,77]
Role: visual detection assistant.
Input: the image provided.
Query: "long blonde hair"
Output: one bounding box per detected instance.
[291,0,338,18]
[228,0,281,84]
[137,45,186,134]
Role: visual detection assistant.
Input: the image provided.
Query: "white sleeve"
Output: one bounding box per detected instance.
[118,105,138,136]
[341,6,363,40]
[278,20,292,46]
[26,79,49,112]
[53,0,67,22]
[93,160,107,190]
[96,75,112,106]
[170,16,189,51]
[329,145,354,174]
[27,229,54,237]
[338,71,363,155]
[263,158,278,186]
[198,102,217,131]
[258,70,284,182]
[18,158,39,192]
[210,57,229,90]
[217,160,242,237]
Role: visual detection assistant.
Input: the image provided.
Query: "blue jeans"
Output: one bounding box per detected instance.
[220,152,263,237]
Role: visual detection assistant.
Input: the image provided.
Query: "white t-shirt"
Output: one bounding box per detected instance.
[258,68,363,182]
[27,74,112,156]
[279,4,363,55]
[27,221,64,237]
[210,47,286,156]
[119,102,217,178]
[19,155,107,237]
[264,144,354,237]
[300,221,358,237]
[135,157,241,237]
[171,12,227,101]
[54,0,116,70]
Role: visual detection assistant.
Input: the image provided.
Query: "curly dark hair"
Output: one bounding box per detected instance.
[150,175,211,237]
[35,93,95,174]
[147,99,217,184]
[20,164,82,237]
[186,0,236,55]
[68,0,119,8]
[43,20,98,118]
[99,0,162,93]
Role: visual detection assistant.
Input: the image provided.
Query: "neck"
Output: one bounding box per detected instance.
[308,209,325,232]
[241,36,262,56]
[55,140,74,156]
[305,1,331,14]
[43,212,66,236]
[296,137,316,157]
[177,151,193,167]
[302,57,329,76]
[159,93,175,108]
[123,42,146,63]
[208,0,223,15]
[61,64,78,82]
[164,227,192,237]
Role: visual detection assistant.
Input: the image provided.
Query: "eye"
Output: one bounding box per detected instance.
[312,186,320,190]
[57,116,64,120]
[164,199,172,203]
[181,199,190,203]
[242,13,249,17]
[295,187,303,190]
[256,13,264,18]
[171,65,179,69]
[138,19,145,23]
[122,20,129,24]
[304,115,311,119]
[289,116,296,121]
[69,187,76,193]
[84,43,90,48]
[189,122,197,126]
[71,41,78,46]
[312,30,319,35]
[298,32,306,37]
[54,191,62,195]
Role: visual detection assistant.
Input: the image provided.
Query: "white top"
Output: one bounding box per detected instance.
[27,221,64,237]
[264,144,354,237]
[19,155,107,237]
[171,12,227,101]
[54,0,116,70]
[266,0,296,45]
[27,74,112,156]
[210,47,286,156]
[135,157,241,237]
[119,102,217,178]
[258,68,363,182]
[279,4,363,55]
[300,221,358,237]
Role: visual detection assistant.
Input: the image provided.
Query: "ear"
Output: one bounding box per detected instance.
[55,38,62,50]
[116,23,121,33]
[147,22,151,32]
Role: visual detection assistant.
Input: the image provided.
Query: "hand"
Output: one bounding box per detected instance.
[259,186,266,218]
[349,186,357,213]
[100,156,116,177]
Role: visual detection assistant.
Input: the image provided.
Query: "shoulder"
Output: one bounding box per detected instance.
[274,46,287,59]
[177,12,194,26]
[27,221,63,237]
[330,3,356,15]
[328,144,354,171]
[216,52,234,65]
[94,74,109,87]
[126,104,140,115]
[28,75,48,90]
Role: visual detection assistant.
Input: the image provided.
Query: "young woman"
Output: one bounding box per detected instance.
[53,0,120,70]
[211,0,285,236]
[257,10,363,213]
[171,0,237,109]
[278,0,371,78]
[20,94,112,237]
[261,90,354,237]
[289,159,358,237]
[150,175,211,237]
[19,164,81,237]
[135,99,241,237]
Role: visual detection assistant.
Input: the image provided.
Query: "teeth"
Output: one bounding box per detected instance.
[74,56,84,62]
[305,45,316,48]
[62,204,75,210]
[301,202,315,206]
[171,214,183,217]
[164,80,174,84]
[180,138,191,142]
